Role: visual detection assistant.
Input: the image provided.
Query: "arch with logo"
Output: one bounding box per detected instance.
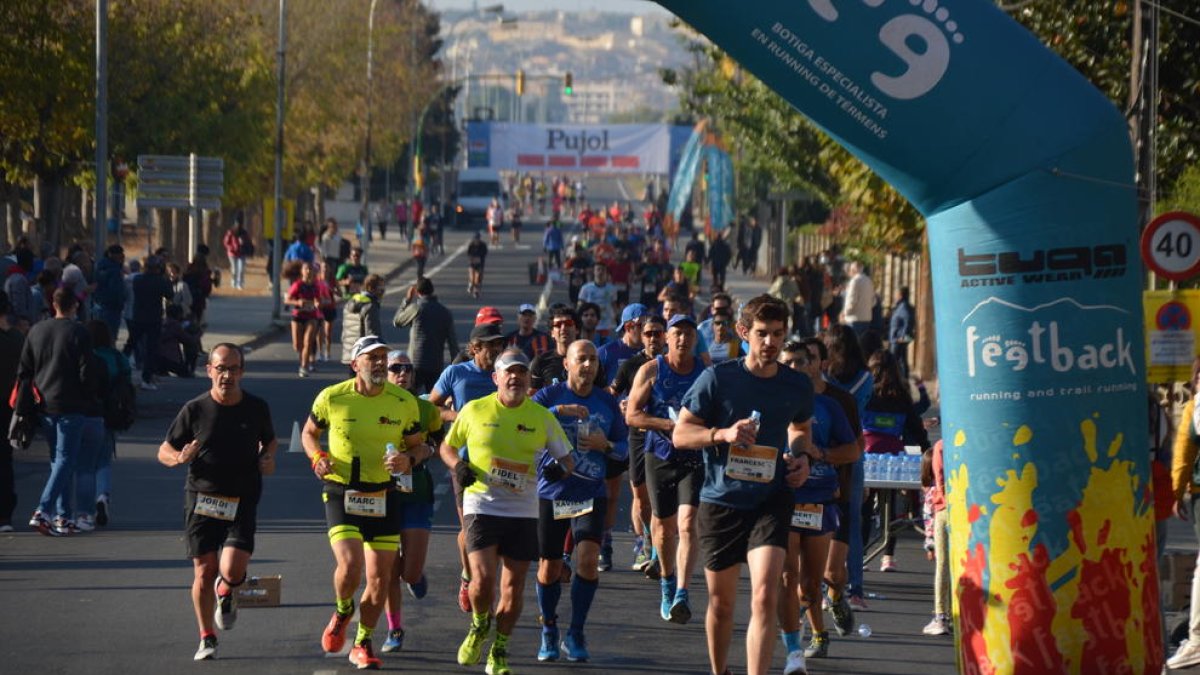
[656,1,1156,672]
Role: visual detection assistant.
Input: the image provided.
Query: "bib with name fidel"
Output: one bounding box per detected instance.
[344,489,388,518]
[791,503,823,530]
[725,444,778,483]
[553,498,594,520]
[194,493,240,521]
[488,457,531,493]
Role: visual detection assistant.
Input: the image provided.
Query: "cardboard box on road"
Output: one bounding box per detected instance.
[1166,551,1197,586]
[235,575,282,607]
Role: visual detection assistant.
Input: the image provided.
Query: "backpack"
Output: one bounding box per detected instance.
[105,375,137,431]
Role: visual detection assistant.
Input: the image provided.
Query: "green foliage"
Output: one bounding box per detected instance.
[1161,164,1200,217]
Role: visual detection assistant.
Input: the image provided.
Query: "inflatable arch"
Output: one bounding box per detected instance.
[655,1,1158,672]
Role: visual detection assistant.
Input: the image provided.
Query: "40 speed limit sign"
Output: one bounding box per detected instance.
[1142,212,1200,282]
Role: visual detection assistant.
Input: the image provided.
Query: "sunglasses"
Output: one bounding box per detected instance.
[642,330,664,337]
[713,321,727,326]
[388,363,414,373]
[552,320,575,328]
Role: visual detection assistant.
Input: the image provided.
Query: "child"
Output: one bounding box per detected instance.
[922,439,951,636]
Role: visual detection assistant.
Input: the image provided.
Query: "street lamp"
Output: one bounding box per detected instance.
[360,0,380,251]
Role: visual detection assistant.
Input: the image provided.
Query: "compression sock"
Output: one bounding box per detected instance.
[354,623,374,645]
[471,611,490,630]
[336,597,354,615]
[386,609,403,631]
[569,575,599,634]
[782,630,803,653]
[493,632,510,650]
[537,581,561,628]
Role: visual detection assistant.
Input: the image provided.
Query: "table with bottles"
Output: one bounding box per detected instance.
[862,450,924,563]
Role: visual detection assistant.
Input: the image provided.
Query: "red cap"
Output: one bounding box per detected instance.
[475,306,503,325]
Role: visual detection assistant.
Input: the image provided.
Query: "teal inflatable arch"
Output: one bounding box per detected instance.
[656,1,1158,672]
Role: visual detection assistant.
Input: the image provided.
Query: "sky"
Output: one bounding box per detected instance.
[430,0,665,15]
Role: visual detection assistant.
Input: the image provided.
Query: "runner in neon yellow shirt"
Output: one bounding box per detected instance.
[302,336,425,669]
[439,349,573,675]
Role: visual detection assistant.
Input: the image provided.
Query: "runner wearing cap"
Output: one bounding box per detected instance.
[505,303,553,359]
[158,344,276,661]
[430,322,506,613]
[593,302,648,570]
[438,348,574,675]
[301,335,426,670]
[609,314,667,574]
[530,306,606,392]
[451,307,503,365]
[625,314,707,624]
[672,295,816,675]
[381,350,446,653]
[530,340,628,662]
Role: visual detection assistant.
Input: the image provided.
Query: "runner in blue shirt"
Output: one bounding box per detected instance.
[674,295,814,675]
[429,322,505,614]
[776,341,860,670]
[530,340,628,662]
[597,303,647,388]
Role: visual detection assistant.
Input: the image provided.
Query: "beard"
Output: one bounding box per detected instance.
[365,370,388,386]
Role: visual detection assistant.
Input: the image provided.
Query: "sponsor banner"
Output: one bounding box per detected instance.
[467,122,671,174]
[1143,290,1200,383]
[659,0,1157,671]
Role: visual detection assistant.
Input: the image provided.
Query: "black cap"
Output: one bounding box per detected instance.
[469,323,505,342]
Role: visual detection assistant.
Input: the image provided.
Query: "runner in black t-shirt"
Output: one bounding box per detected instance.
[158,343,277,661]
[529,306,606,391]
[467,233,488,298]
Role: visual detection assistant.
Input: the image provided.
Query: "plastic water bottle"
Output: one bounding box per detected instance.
[886,455,900,482]
[857,623,872,638]
[864,455,876,481]
[386,443,412,492]
[386,443,402,478]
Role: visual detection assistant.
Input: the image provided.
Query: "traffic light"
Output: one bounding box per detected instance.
[516,69,525,97]
[563,72,573,95]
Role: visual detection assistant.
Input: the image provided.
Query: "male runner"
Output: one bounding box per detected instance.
[439,349,573,675]
[626,314,707,624]
[673,295,814,675]
[302,336,426,670]
[531,340,628,662]
[777,341,859,673]
[158,343,276,661]
[381,350,445,653]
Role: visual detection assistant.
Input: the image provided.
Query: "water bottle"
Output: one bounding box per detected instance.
[748,410,763,452]
[577,418,592,445]
[867,455,879,481]
[857,623,872,638]
[887,455,900,482]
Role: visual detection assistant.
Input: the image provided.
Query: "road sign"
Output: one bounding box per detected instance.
[136,154,224,210]
[1141,211,1200,282]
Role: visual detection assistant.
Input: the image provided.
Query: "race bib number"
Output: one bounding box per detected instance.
[553,498,594,520]
[725,444,778,483]
[470,256,483,266]
[488,457,530,493]
[344,489,388,518]
[791,503,824,531]
[394,473,413,493]
[193,493,240,521]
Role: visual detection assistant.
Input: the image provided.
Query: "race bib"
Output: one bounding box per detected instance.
[344,489,388,518]
[791,503,824,531]
[725,444,778,483]
[488,457,530,493]
[470,256,483,265]
[394,473,413,493]
[193,493,240,521]
[553,498,594,520]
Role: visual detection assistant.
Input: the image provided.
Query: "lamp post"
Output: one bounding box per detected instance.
[360,0,379,252]
[271,0,287,321]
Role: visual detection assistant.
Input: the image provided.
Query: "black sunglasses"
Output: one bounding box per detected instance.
[388,363,414,373]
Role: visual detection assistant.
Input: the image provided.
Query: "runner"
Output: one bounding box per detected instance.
[609,313,667,575]
[381,350,445,653]
[157,344,277,661]
[486,198,503,247]
[672,294,815,675]
[301,335,426,670]
[438,349,574,675]
[777,341,859,672]
[467,232,488,299]
[429,323,505,613]
[285,263,320,377]
[625,314,707,624]
[530,306,608,391]
[578,263,619,341]
[505,303,554,360]
[531,340,628,662]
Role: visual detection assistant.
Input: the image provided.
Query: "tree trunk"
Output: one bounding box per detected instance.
[914,228,937,383]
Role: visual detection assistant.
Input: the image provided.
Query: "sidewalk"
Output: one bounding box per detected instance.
[199,232,422,351]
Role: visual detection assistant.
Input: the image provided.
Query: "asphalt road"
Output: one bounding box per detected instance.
[1,177,961,674]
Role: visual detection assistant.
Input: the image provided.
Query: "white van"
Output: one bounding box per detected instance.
[453,168,502,227]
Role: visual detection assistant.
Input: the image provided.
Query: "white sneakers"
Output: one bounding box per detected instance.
[1169,638,1200,670]
[922,614,951,636]
[784,649,807,675]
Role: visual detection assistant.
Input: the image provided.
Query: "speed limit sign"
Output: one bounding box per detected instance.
[1142,211,1200,282]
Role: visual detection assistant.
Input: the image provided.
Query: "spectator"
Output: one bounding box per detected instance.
[889,286,915,380]
[708,230,732,292]
[543,220,565,270]
[283,233,314,264]
[4,258,34,328]
[392,276,458,395]
[184,247,214,326]
[840,261,876,337]
[768,266,803,335]
[92,245,126,339]
[129,257,173,390]
[19,289,103,536]
[317,219,344,284]
[87,318,131,527]
[166,262,194,319]
[0,291,23,531]
[157,304,202,378]
[222,216,253,290]
[340,274,385,368]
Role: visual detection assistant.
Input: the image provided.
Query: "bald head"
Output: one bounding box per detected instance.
[565,339,599,391]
